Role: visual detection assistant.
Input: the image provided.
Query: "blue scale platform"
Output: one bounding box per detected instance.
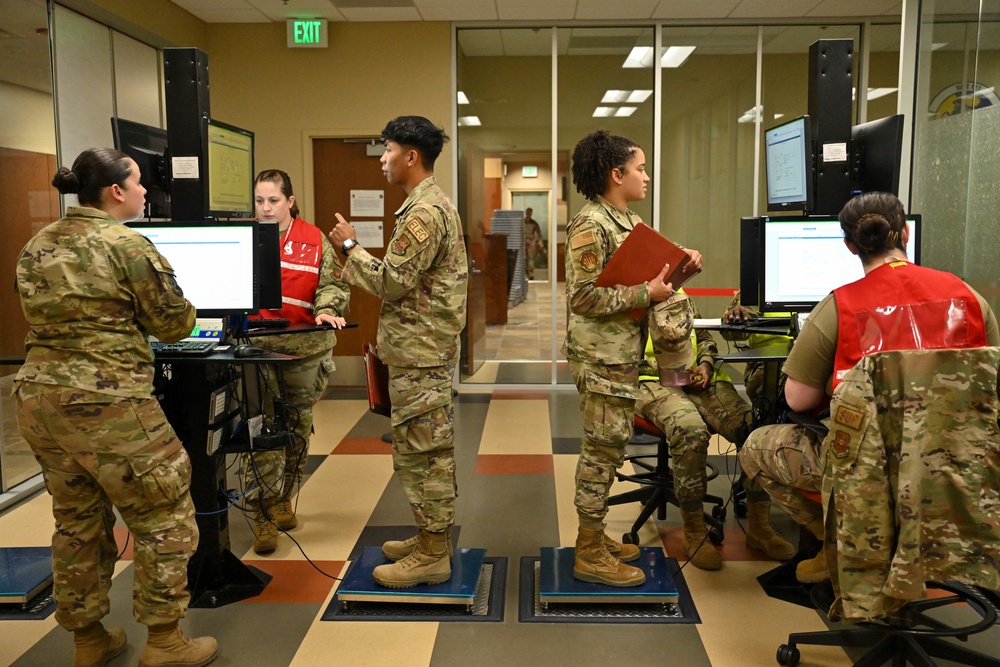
[0,547,53,604]
[337,546,486,606]
[538,547,679,605]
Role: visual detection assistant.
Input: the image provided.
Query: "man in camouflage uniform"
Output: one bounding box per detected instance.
[637,294,794,569]
[329,116,468,588]
[823,348,1000,622]
[564,130,700,587]
[15,147,216,667]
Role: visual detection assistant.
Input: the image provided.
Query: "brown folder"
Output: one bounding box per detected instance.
[595,223,700,319]
[363,343,391,417]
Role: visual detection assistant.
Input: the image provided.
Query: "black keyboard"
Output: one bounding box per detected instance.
[247,318,290,329]
[150,340,219,355]
[727,317,789,328]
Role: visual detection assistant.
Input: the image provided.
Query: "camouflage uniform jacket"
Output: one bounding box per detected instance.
[563,197,650,365]
[343,177,468,368]
[14,206,195,398]
[256,233,351,358]
[822,347,1000,622]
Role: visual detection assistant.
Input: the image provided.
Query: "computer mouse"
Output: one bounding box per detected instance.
[233,344,264,358]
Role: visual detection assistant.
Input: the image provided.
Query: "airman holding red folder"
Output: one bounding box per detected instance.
[563,130,703,586]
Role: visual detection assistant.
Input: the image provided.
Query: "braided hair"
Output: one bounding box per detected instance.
[571,130,639,201]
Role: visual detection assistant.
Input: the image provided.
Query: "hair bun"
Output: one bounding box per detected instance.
[51,166,83,195]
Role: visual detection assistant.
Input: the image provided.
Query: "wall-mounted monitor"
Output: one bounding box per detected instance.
[759,214,921,312]
[111,117,170,219]
[765,115,813,213]
[204,118,255,218]
[127,221,259,317]
[850,114,905,196]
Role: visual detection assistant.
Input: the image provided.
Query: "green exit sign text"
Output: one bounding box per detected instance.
[287,19,328,48]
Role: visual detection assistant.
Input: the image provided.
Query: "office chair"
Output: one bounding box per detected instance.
[775,347,1000,667]
[608,414,726,545]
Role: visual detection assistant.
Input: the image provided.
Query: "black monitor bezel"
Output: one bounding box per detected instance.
[111,116,171,220]
[764,115,814,213]
[850,113,905,196]
[202,117,255,219]
[127,219,260,318]
[255,221,283,311]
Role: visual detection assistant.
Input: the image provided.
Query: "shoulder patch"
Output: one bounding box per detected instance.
[579,251,599,272]
[405,219,430,244]
[829,430,852,458]
[571,230,596,250]
[392,234,412,256]
[832,404,865,430]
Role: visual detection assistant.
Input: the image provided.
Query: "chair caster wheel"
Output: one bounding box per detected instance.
[622,533,638,545]
[734,501,747,519]
[708,528,724,546]
[776,644,800,666]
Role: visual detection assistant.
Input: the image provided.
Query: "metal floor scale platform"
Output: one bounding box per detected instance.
[537,547,679,607]
[0,547,53,605]
[336,546,488,612]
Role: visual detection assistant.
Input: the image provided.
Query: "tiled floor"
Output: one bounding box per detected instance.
[3,387,999,666]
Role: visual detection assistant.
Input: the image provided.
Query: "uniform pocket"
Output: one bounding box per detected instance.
[583,371,637,447]
[127,446,192,511]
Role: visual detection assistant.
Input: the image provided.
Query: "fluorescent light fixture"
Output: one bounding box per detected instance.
[457,91,470,105]
[623,46,697,69]
[773,113,785,120]
[661,46,696,68]
[931,42,947,50]
[458,116,481,126]
[602,89,653,104]
[737,105,761,124]
[614,107,637,117]
[593,107,615,117]
[867,87,898,100]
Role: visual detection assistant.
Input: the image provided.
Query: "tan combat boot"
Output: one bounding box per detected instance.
[138,622,218,667]
[373,529,452,588]
[795,519,830,583]
[745,499,796,561]
[601,530,640,563]
[73,622,127,667]
[680,509,723,570]
[271,498,298,531]
[382,531,454,562]
[573,526,646,586]
[251,511,278,554]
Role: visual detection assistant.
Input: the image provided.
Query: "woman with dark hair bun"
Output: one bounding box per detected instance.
[14,148,218,666]
[740,190,999,585]
[243,169,350,555]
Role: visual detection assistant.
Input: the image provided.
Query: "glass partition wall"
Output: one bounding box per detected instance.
[457,19,902,386]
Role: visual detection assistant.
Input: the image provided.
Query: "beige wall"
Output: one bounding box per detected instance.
[203,21,453,224]
[68,0,208,49]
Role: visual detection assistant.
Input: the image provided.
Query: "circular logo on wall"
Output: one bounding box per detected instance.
[929,82,1000,119]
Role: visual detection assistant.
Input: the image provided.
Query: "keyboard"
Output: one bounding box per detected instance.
[247,318,290,329]
[150,340,219,356]
[726,316,790,328]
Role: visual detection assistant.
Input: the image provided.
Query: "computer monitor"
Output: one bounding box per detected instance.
[739,216,762,307]
[765,115,814,213]
[759,214,921,313]
[128,221,259,317]
[850,114,905,196]
[204,118,255,218]
[111,117,170,219]
[256,221,283,310]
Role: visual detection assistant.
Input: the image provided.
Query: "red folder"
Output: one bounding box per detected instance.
[363,343,391,417]
[595,223,700,320]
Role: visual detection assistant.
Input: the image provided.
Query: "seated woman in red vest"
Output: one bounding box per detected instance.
[738,191,999,583]
[243,169,351,554]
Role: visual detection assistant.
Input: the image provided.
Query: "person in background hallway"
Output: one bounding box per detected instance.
[523,207,544,280]
[329,116,468,589]
[564,129,702,587]
[739,191,999,583]
[243,169,350,555]
[14,147,217,667]
[636,296,794,569]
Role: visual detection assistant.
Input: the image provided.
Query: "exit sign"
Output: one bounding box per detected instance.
[287,19,328,48]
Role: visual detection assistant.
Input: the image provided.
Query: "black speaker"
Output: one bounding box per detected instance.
[739,216,761,307]
[164,47,210,221]
[808,39,853,216]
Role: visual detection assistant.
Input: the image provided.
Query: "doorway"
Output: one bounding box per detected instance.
[511,191,550,279]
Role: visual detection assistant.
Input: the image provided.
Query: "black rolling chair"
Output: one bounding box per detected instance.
[608,414,726,545]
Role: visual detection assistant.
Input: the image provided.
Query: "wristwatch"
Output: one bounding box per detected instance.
[340,238,358,255]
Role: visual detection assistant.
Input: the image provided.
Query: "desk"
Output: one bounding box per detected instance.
[156,349,298,607]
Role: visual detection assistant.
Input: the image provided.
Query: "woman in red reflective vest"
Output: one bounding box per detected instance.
[739,191,999,584]
[243,169,351,554]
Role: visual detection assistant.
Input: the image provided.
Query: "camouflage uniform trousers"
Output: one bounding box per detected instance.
[569,360,638,530]
[637,379,751,505]
[14,381,197,630]
[388,364,457,533]
[739,423,823,526]
[241,348,334,506]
